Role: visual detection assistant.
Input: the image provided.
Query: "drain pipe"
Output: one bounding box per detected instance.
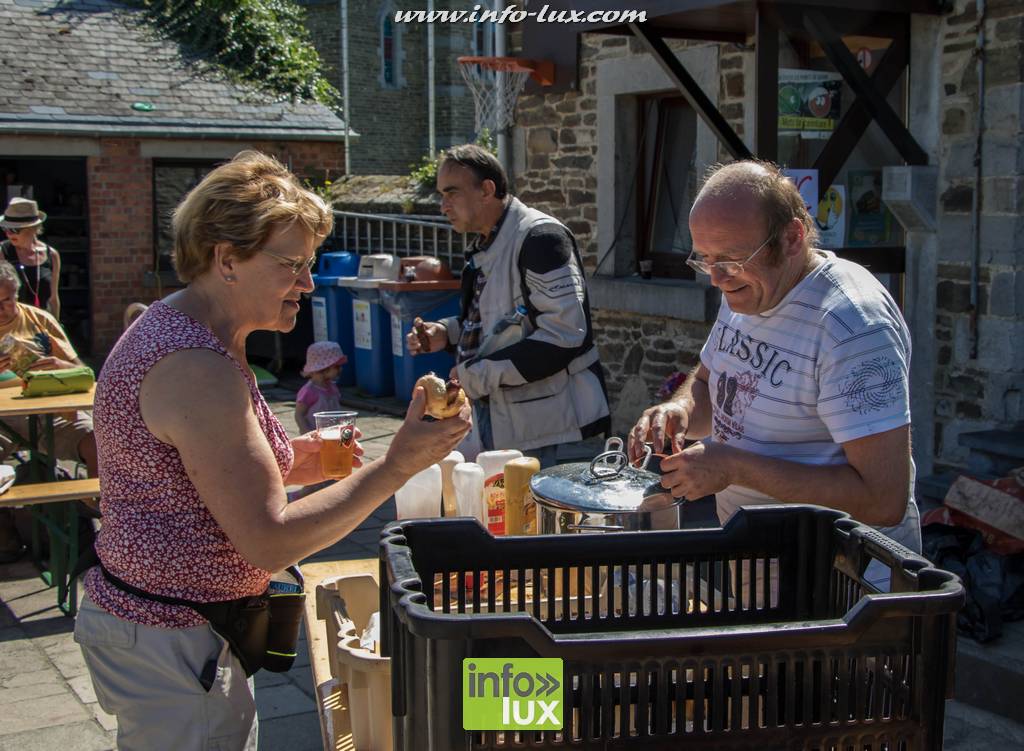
[494,0,510,174]
[428,0,436,156]
[969,0,986,358]
[340,0,351,174]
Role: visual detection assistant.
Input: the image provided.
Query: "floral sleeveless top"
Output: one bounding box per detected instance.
[84,301,294,628]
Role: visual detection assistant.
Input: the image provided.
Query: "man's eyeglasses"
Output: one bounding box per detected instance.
[261,249,317,276]
[685,234,772,277]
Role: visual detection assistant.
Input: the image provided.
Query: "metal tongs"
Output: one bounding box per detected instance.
[588,437,652,480]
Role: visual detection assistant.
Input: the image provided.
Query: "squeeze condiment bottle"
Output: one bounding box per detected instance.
[502,456,540,536]
[477,449,523,535]
[439,450,464,517]
[452,462,486,526]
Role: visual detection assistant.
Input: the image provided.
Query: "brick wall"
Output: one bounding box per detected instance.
[87,138,153,356]
[932,0,1024,470]
[302,0,476,175]
[81,137,346,356]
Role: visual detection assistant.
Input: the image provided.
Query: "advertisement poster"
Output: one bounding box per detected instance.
[779,69,843,134]
[353,299,372,350]
[783,168,818,216]
[848,170,894,246]
[815,185,846,249]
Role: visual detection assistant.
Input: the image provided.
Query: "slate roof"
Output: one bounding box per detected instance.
[0,0,351,140]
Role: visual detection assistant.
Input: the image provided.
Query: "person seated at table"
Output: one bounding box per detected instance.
[0,259,97,562]
[73,150,471,751]
[0,260,96,476]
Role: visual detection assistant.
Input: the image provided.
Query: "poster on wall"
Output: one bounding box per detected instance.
[783,168,818,216]
[779,69,843,135]
[815,185,846,248]
[353,299,373,350]
[848,170,894,246]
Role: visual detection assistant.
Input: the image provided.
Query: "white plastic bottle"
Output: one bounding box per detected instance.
[476,449,524,535]
[452,462,486,526]
[394,464,441,520]
[439,450,465,517]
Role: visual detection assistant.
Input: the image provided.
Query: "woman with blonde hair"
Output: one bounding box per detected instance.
[74,151,471,750]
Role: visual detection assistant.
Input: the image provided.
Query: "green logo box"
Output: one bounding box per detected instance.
[463,658,564,731]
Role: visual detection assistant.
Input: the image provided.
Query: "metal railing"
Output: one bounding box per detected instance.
[331,210,470,271]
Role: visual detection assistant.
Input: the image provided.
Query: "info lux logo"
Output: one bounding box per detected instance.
[463,658,563,730]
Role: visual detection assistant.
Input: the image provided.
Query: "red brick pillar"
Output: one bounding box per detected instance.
[87,139,153,356]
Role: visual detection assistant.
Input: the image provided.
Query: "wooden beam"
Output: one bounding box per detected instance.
[754,4,779,161]
[777,4,911,38]
[804,10,927,166]
[597,24,748,44]
[813,28,910,199]
[832,246,906,273]
[628,21,753,161]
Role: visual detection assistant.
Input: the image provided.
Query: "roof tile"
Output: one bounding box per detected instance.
[0,0,347,136]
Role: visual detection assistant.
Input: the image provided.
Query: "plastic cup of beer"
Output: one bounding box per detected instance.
[314,411,358,480]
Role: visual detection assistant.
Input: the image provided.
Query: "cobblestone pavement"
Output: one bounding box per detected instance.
[0,383,403,750]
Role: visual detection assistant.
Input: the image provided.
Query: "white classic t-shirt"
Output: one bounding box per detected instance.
[699,251,920,565]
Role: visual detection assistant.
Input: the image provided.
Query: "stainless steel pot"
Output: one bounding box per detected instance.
[530,438,685,534]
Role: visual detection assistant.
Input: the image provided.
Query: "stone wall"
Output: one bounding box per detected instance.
[513,11,1024,469]
[512,34,732,430]
[593,310,710,436]
[301,0,477,175]
[932,0,1024,470]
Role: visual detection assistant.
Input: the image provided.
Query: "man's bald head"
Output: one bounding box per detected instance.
[692,160,818,263]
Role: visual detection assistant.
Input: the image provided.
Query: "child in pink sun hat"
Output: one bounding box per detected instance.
[294,340,347,433]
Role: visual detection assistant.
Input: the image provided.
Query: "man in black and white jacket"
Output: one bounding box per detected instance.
[407,144,609,466]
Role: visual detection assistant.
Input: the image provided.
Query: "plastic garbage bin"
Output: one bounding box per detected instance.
[379,280,460,401]
[311,252,360,386]
[338,268,398,397]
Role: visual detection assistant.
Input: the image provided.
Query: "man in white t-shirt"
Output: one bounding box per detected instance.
[628,161,920,578]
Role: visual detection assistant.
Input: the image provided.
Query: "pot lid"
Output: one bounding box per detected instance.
[529,440,683,514]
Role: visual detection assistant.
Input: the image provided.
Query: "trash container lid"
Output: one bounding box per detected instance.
[378,280,461,292]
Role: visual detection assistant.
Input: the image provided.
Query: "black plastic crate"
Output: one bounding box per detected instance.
[380,505,964,750]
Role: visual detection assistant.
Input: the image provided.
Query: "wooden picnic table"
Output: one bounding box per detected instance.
[0,384,97,615]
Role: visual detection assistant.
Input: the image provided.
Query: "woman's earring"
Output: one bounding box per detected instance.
[225,275,236,282]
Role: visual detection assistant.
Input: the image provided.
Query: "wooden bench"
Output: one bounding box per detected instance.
[1,478,100,617]
[0,478,100,508]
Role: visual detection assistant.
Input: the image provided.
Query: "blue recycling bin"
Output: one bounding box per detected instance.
[338,279,394,397]
[311,252,360,386]
[380,281,461,401]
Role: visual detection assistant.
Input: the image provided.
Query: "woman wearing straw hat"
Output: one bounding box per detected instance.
[1,197,62,318]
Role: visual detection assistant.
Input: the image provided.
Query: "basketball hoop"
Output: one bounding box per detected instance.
[457,56,554,133]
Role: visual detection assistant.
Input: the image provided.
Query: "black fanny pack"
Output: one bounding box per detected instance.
[74,546,305,677]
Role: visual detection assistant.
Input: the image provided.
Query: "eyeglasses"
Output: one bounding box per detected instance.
[686,235,772,277]
[260,249,317,276]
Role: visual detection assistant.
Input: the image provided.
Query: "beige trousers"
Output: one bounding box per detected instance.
[74,592,258,751]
